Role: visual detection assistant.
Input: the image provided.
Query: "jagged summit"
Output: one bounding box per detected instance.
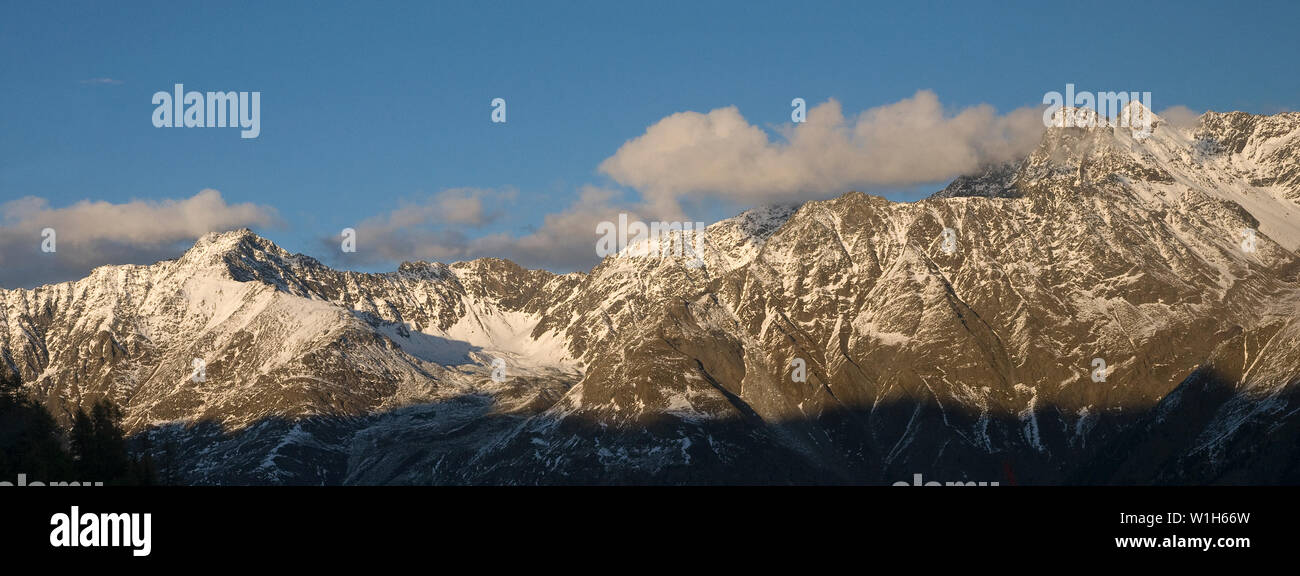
[177,228,297,272]
[1118,99,1159,131]
[930,163,1019,199]
[1046,106,1102,129]
[395,260,453,279]
[181,229,546,286]
[932,109,1300,225]
[1044,101,1160,132]
[189,227,278,255]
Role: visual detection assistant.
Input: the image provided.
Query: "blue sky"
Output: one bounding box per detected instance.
[1,0,1298,286]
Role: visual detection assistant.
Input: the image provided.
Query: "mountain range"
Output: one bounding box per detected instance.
[3,103,1300,484]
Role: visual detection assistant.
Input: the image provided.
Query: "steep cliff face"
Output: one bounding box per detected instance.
[3,108,1299,484]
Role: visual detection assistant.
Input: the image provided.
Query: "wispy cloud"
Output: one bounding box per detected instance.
[322,187,520,263]
[1158,105,1204,130]
[326,186,636,272]
[79,77,123,85]
[426,187,512,226]
[468,186,640,271]
[0,189,278,288]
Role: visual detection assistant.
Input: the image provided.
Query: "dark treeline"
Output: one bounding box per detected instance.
[0,371,155,485]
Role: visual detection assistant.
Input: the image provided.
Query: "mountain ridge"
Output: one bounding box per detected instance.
[3,108,1300,484]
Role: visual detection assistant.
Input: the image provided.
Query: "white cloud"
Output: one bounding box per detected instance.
[431,187,509,226]
[355,187,510,232]
[334,93,1053,273]
[335,186,635,272]
[0,189,277,288]
[471,186,643,271]
[328,188,513,265]
[1158,105,1203,131]
[599,91,1044,214]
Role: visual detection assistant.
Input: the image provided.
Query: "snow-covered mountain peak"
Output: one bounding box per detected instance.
[395,260,454,280]
[696,203,800,272]
[1119,99,1158,125]
[1046,106,1102,129]
[178,228,297,272]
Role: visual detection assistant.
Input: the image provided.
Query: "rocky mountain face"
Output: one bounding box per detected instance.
[3,106,1300,484]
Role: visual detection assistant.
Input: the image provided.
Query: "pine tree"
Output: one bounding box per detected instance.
[69,407,96,477]
[69,398,134,483]
[157,436,181,485]
[90,399,129,481]
[0,371,72,480]
[133,432,157,486]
